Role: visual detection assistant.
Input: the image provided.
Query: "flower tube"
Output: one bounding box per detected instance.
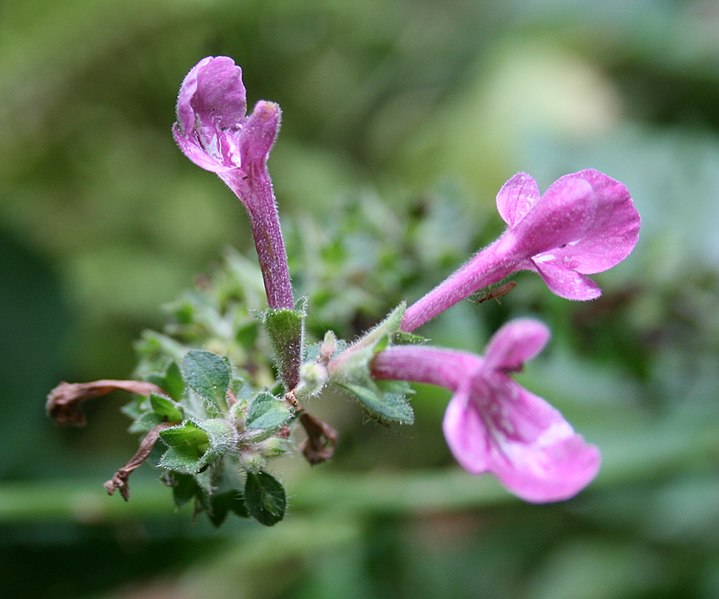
[173,56,293,310]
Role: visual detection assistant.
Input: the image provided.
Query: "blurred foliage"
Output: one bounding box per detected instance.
[1,0,719,597]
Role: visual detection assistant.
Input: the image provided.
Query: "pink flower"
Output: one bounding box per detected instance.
[173,56,279,176]
[496,170,639,300]
[173,56,293,311]
[372,319,600,502]
[401,170,640,332]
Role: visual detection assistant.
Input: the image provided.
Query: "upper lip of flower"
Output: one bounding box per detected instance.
[173,56,255,173]
[175,56,248,133]
[500,169,640,273]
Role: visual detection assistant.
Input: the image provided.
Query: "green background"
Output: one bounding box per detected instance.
[1,0,718,597]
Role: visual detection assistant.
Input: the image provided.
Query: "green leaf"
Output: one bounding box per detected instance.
[135,330,186,363]
[164,472,198,508]
[150,393,184,423]
[373,334,390,355]
[120,399,144,420]
[199,418,235,453]
[163,361,186,401]
[181,350,231,409]
[329,303,406,388]
[127,411,163,434]
[392,331,429,345]
[244,471,286,526]
[207,489,249,527]
[146,362,185,402]
[327,303,415,424]
[338,382,415,425]
[377,379,415,395]
[245,392,292,432]
[158,422,211,474]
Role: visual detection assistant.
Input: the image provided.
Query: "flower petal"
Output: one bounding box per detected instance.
[175,56,209,134]
[530,258,602,300]
[485,384,601,503]
[541,169,640,274]
[172,123,233,173]
[509,172,597,257]
[174,57,248,173]
[483,319,550,373]
[496,172,541,228]
[442,385,490,474]
[188,56,247,130]
[238,101,281,167]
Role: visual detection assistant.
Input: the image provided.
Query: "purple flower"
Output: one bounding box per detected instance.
[496,170,640,300]
[372,319,600,502]
[173,56,293,311]
[173,56,277,176]
[401,169,640,332]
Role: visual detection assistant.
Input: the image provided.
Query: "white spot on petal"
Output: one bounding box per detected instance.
[535,420,574,448]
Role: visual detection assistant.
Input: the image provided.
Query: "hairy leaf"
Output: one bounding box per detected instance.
[246,392,293,431]
[338,382,415,425]
[244,471,286,526]
[181,350,231,409]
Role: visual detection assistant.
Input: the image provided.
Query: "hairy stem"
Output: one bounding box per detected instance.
[222,166,300,389]
[237,167,295,311]
[401,237,520,332]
